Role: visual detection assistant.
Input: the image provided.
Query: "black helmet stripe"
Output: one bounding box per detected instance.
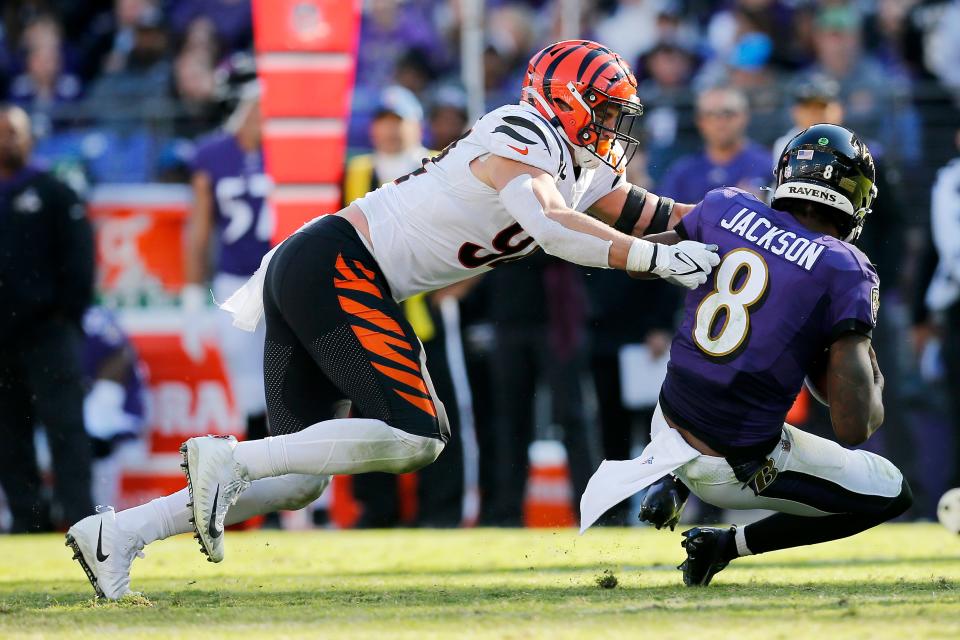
[531,41,571,70]
[530,47,551,70]
[584,41,613,57]
[604,72,625,90]
[543,44,588,104]
[586,60,617,89]
[577,48,610,84]
[613,56,637,88]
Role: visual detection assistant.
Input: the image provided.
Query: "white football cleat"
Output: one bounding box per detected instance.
[65,507,145,600]
[180,435,250,563]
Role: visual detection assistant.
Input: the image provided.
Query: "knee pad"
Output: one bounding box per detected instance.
[273,474,331,511]
[393,432,445,474]
[419,437,445,468]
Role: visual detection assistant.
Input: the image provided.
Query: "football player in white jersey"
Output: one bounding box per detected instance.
[65,39,720,599]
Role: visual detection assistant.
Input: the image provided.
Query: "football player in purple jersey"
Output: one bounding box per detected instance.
[581,123,912,586]
[181,52,272,441]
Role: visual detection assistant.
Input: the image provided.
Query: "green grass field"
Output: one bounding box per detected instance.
[1,524,959,639]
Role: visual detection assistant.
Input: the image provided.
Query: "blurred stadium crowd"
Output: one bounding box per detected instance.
[1,0,959,531]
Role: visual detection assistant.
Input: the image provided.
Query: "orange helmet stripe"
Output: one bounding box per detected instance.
[575,44,613,82]
[541,44,590,103]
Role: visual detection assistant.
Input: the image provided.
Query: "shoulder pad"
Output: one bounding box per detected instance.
[833,242,877,279]
[481,105,567,177]
[713,186,762,202]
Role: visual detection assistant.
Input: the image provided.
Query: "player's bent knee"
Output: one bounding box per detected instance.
[393,434,444,474]
[883,478,913,522]
[273,474,330,511]
[856,477,912,523]
[406,435,444,472]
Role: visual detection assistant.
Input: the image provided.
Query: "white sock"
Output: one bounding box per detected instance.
[734,525,753,557]
[233,418,442,480]
[116,489,191,545]
[116,474,330,544]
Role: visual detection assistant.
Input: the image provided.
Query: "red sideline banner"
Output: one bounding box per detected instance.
[88,184,190,305]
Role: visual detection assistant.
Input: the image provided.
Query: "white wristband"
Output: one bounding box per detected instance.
[627,238,656,273]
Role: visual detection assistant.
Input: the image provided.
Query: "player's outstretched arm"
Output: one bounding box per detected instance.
[586,182,696,237]
[826,334,885,446]
[473,154,719,289]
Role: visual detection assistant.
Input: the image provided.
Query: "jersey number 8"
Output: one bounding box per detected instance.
[693,248,769,358]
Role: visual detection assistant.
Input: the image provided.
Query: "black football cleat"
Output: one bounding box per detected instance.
[678,526,735,587]
[638,475,690,530]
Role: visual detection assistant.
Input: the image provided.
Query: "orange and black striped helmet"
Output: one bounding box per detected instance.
[522,40,643,172]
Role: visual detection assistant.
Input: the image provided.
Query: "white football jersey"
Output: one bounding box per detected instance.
[352,102,625,301]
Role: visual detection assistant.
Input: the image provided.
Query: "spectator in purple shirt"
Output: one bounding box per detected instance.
[656,86,772,204]
[9,15,83,137]
[85,6,173,118]
[349,0,447,147]
[636,41,700,185]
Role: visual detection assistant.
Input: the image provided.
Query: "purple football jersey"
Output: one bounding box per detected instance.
[191,131,272,277]
[82,307,146,422]
[660,187,879,452]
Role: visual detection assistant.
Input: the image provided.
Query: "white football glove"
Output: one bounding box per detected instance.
[626,239,720,289]
[651,240,720,289]
[83,380,129,440]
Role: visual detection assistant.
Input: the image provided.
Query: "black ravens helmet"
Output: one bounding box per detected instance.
[772,123,877,243]
[213,51,259,115]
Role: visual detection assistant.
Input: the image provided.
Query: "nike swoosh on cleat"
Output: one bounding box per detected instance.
[208,485,222,539]
[507,144,529,155]
[96,521,110,562]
